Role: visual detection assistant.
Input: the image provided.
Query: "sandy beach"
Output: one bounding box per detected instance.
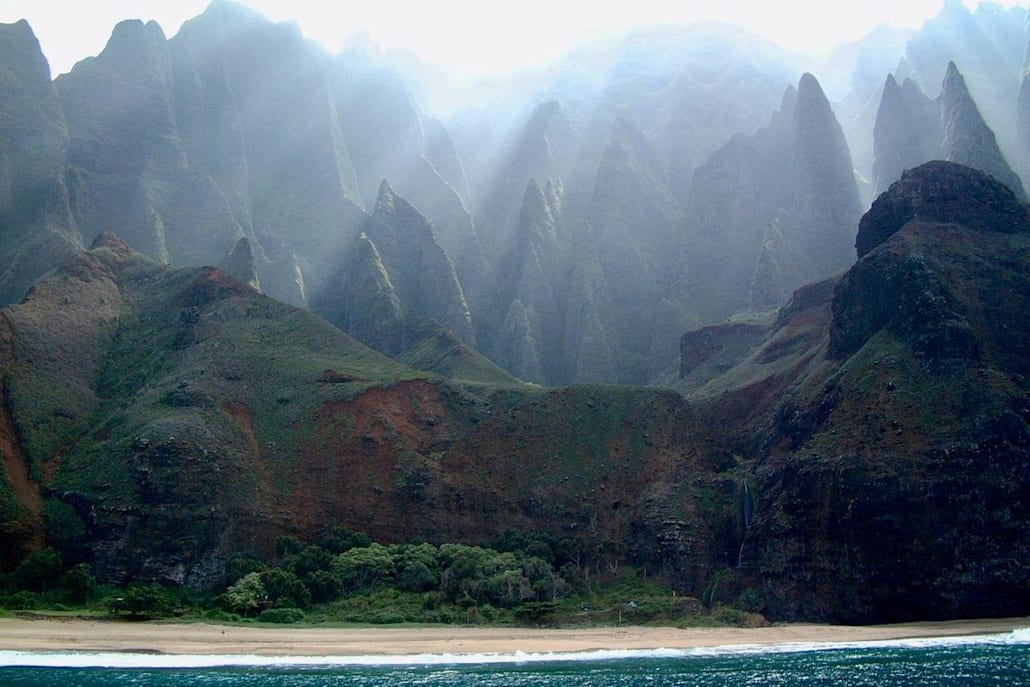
[0,616,1026,657]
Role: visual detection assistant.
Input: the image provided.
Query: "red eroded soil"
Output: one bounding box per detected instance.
[0,386,44,559]
[223,400,261,456]
[287,379,457,541]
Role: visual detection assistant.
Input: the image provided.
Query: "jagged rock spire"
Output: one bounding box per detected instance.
[0,19,81,305]
[221,237,261,291]
[941,61,1027,200]
[872,74,939,196]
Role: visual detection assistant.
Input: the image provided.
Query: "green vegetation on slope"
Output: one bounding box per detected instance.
[0,529,765,628]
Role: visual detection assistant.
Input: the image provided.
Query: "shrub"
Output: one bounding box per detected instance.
[11,548,63,593]
[395,561,436,592]
[258,607,305,624]
[286,546,333,577]
[368,610,404,624]
[109,584,176,618]
[514,601,559,626]
[734,588,765,613]
[62,563,96,604]
[275,536,305,558]
[304,569,343,603]
[43,501,87,562]
[319,527,371,554]
[711,605,766,627]
[1,591,40,610]
[223,555,264,585]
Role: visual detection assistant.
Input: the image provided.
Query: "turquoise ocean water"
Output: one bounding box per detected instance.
[1,629,1027,686]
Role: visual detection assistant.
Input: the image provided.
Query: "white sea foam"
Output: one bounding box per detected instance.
[1,630,1027,669]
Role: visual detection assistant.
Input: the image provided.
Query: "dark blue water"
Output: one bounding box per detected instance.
[1,633,1028,686]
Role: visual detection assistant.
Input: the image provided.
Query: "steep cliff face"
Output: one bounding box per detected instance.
[220,237,261,291]
[491,179,567,383]
[854,160,1030,258]
[902,0,1027,158]
[1017,64,1030,186]
[168,1,364,299]
[315,232,403,354]
[561,227,620,384]
[779,73,863,281]
[694,162,1030,622]
[0,20,81,306]
[871,62,1026,200]
[477,101,581,266]
[57,20,244,266]
[0,237,402,585]
[315,182,474,350]
[940,61,1027,200]
[586,121,684,382]
[871,75,940,197]
[1,162,1028,622]
[326,47,488,318]
[683,89,794,323]
[685,73,861,319]
[310,183,507,381]
[0,238,736,595]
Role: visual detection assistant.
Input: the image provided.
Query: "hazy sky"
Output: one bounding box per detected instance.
[0,0,1024,78]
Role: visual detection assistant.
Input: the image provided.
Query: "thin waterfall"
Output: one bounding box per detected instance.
[737,481,754,568]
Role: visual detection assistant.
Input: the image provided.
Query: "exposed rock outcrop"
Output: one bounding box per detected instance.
[871,62,1026,199]
[940,61,1027,199]
[0,20,81,306]
[315,232,402,354]
[491,179,565,383]
[871,74,940,196]
[855,160,1030,258]
[685,73,861,320]
[57,20,244,265]
[683,161,1030,621]
[221,237,261,292]
[314,182,475,355]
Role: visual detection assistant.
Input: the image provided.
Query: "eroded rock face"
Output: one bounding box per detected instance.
[314,232,403,354]
[2,157,1029,624]
[686,73,861,320]
[872,61,1027,202]
[855,161,1030,258]
[871,75,940,197]
[940,61,1027,200]
[0,20,81,306]
[221,237,261,291]
[742,162,1030,622]
[314,181,475,356]
[1017,64,1030,185]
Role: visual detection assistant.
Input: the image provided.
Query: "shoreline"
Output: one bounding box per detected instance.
[0,616,1026,657]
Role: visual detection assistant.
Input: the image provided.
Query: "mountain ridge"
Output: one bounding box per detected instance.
[1,1,1029,623]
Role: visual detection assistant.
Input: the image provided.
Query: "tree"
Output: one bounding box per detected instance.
[439,543,492,598]
[259,568,310,608]
[394,543,441,592]
[286,545,333,577]
[223,572,267,616]
[61,563,96,604]
[331,543,395,591]
[223,555,263,585]
[275,535,305,558]
[109,584,175,618]
[12,548,63,593]
[319,527,371,554]
[304,569,343,603]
